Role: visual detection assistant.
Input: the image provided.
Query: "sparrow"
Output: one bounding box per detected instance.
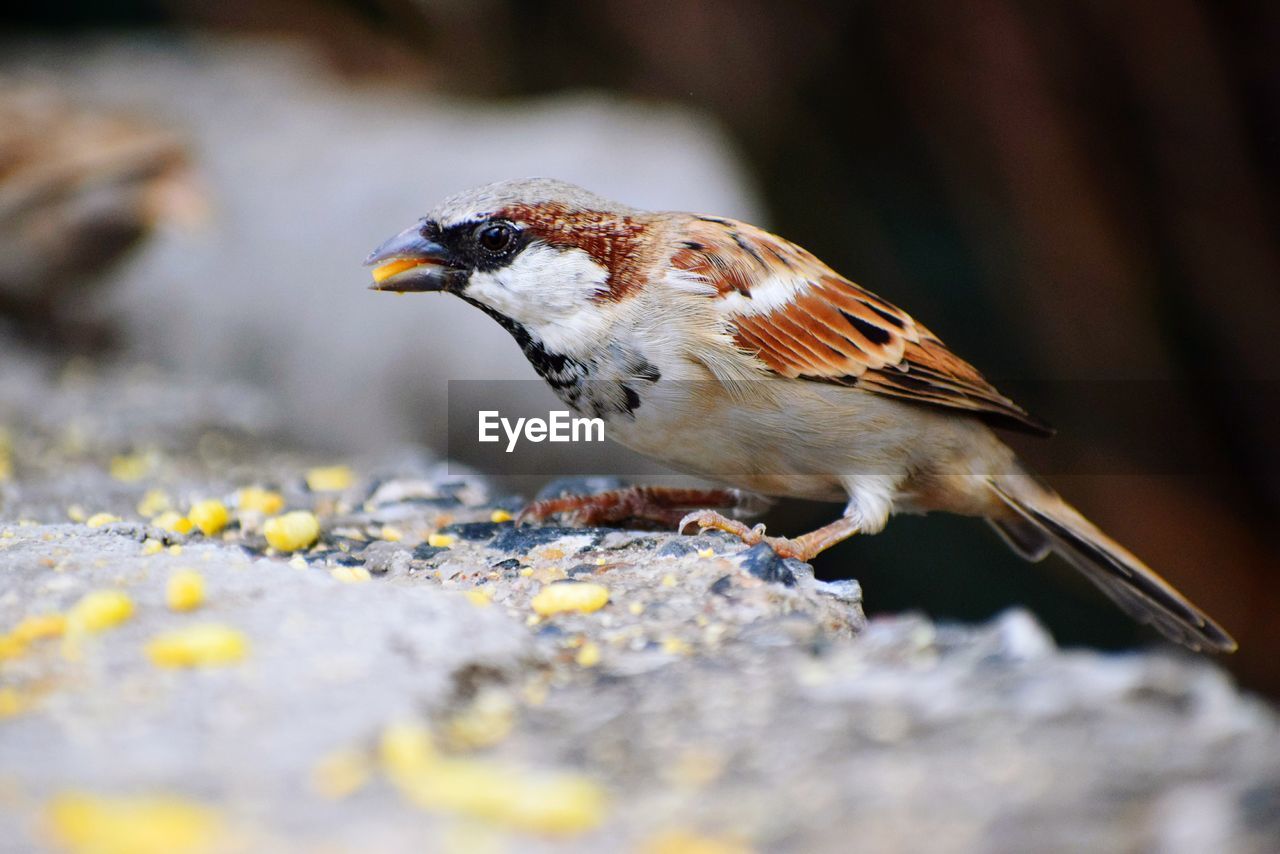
[364,177,1235,653]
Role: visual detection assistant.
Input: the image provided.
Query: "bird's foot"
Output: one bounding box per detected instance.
[518,486,742,529]
[678,510,812,560]
[679,510,862,562]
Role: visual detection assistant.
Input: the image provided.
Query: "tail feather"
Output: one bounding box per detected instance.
[988,479,1237,653]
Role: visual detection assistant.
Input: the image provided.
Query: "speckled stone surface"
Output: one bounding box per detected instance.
[2,353,1278,853]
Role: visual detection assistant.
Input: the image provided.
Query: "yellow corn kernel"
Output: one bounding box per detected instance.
[109,452,151,482]
[379,525,403,542]
[371,258,423,283]
[641,830,751,854]
[396,755,606,834]
[166,570,205,612]
[696,548,715,559]
[575,641,601,668]
[152,511,194,535]
[427,533,455,548]
[66,504,87,523]
[136,489,172,518]
[310,748,373,800]
[661,637,692,656]
[530,582,609,617]
[0,635,27,661]
[68,590,134,633]
[489,509,513,523]
[141,538,164,556]
[464,588,492,607]
[0,686,26,717]
[236,486,284,515]
[263,511,320,552]
[146,624,248,667]
[330,566,371,584]
[12,613,66,643]
[305,465,353,492]
[46,792,223,854]
[187,500,229,536]
[85,513,119,529]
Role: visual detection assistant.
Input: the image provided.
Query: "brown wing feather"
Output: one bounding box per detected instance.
[672,217,1053,436]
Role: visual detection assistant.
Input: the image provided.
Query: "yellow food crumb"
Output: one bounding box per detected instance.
[12,613,67,643]
[263,511,320,551]
[166,570,205,612]
[68,590,134,633]
[575,641,601,668]
[595,556,607,566]
[661,573,677,587]
[628,602,645,616]
[46,792,222,854]
[109,452,151,482]
[187,500,229,536]
[288,555,308,570]
[330,566,371,584]
[141,538,164,556]
[236,486,284,515]
[379,722,605,834]
[310,748,373,800]
[464,589,492,608]
[305,465,354,492]
[662,637,693,656]
[146,624,248,668]
[379,525,403,542]
[530,582,609,617]
[167,545,183,556]
[427,533,456,549]
[152,512,194,535]
[0,635,28,661]
[489,509,513,523]
[444,689,516,750]
[641,830,751,854]
[66,504,87,523]
[0,686,26,717]
[136,489,172,518]
[518,567,534,577]
[371,258,424,283]
[697,548,715,559]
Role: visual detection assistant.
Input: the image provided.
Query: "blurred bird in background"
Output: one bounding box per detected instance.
[0,0,1276,692]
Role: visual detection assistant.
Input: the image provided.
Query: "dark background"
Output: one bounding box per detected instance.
[6,0,1278,692]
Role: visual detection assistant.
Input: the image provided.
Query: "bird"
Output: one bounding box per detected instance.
[364,177,1236,653]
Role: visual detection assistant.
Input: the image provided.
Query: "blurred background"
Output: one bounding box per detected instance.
[1,1,1276,692]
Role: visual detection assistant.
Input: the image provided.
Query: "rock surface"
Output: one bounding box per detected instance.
[1,354,1278,854]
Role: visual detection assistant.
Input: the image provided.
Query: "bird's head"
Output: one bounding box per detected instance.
[364,178,652,347]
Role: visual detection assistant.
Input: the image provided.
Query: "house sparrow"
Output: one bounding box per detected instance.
[364,178,1235,653]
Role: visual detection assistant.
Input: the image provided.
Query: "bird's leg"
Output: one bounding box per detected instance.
[679,511,860,562]
[518,486,743,529]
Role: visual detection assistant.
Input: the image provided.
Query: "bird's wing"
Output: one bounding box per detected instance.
[670,216,1052,435]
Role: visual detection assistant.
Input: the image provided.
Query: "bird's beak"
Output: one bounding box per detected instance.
[364,223,462,293]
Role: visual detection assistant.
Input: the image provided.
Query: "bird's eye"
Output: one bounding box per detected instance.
[477,222,515,253]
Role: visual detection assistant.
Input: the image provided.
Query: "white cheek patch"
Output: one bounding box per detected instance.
[464,243,612,354]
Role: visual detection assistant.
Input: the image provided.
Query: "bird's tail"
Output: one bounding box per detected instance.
[986,476,1236,653]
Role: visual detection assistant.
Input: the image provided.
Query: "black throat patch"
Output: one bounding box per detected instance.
[457,296,659,419]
